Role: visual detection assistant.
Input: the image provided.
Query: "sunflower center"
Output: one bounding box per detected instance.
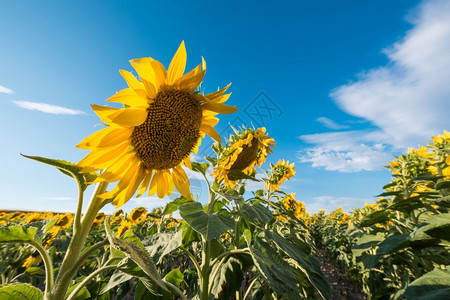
[230,139,260,170]
[131,89,202,170]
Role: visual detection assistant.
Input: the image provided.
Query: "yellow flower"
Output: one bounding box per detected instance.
[409,146,431,159]
[265,160,295,191]
[128,207,147,224]
[212,127,275,187]
[116,219,132,238]
[166,220,175,229]
[113,209,124,218]
[282,193,297,211]
[22,255,42,268]
[431,130,450,145]
[77,42,237,207]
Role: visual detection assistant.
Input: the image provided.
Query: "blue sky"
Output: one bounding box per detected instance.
[1,0,449,214]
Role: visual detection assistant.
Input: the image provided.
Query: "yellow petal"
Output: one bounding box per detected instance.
[130,58,159,90]
[148,172,158,196]
[178,70,205,92]
[202,101,238,115]
[91,105,120,124]
[150,59,167,90]
[106,88,148,107]
[78,141,129,167]
[76,127,111,150]
[108,107,147,127]
[166,41,187,85]
[173,166,192,199]
[137,170,153,197]
[156,170,169,198]
[205,83,231,101]
[167,173,175,196]
[92,127,133,148]
[201,116,219,127]
[119,69,148,99]
[200,124,222,143]
[183,155,192,169]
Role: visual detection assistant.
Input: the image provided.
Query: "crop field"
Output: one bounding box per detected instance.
[1,131,449,299]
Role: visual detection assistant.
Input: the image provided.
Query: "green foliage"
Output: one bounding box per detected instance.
[21,154,97,192]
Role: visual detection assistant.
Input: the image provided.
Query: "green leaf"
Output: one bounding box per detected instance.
[191,162,210,174]
[227,169,259,181]
[404,267,450,299]
[431,195,450,208]
[420,213,450,241]
[100,270,133,295]
[241,203,273,228]
[65,282,91,300]
[21,154,97,192]
[360,210,390,227]
[179,221,201,246]
[376,233,411,256]
[204,156,217,166]
[352,232,385,258]
[435,180,450,190]
[162,196,193,215]
[145,230,183,264]
[0,224,37,243]
[215,190,244,203]
[265,230,330,300]
[179,202,235,241]
[104,217,167,292]
[249,236,302,300]
[25,267,45,275]
[0,284,43,300]
[210,257,243,299]
[164,269,184,287]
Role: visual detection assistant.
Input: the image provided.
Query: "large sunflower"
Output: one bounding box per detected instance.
[77,42,237,207]
[212,127,275,187]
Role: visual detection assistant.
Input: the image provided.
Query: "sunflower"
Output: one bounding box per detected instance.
[212,127,275,187]
[77,42,237,207]
[128,207,147,224]
[116,219,132,238]
[265,159,295,191]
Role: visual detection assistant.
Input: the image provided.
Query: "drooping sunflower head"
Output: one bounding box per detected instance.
[77,42,237,207]
[211,126,275,187]
[264,159,295,191]
[128,207,147,224]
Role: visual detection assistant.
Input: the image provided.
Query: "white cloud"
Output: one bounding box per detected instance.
[12,100,86,115]
[0,85,14,95]
[299,130,393,172]
[331,0,450,148]
[300,0,450,172]
[316,117,349,130]
[305,196,373,214]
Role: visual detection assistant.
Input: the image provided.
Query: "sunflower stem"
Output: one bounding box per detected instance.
[29,240,53,300]
[199,182,215,300]
[49,181,108,300]
[73,181,84,235]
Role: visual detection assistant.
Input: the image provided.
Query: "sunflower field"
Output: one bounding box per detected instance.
[0,42,449,300]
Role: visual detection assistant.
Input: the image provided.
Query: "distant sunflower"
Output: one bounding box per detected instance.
[265,160,295,191]
[212,127,275,187]
[77,42,237,207]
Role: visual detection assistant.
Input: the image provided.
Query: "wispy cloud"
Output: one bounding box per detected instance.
[331,0,450,148]
[300,0,450,172]
[305,196,373,214]
[299,130,392,172]
[12,100,86,115]
[0,85,14,95]
[316,117,349,130]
